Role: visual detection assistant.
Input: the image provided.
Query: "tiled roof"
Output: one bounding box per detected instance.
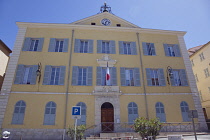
[188,41,210,56]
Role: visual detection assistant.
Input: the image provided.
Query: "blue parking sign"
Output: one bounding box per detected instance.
[72,106,81,116]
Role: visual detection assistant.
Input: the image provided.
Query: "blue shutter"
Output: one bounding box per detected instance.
[142,42,148,55]
[97,67,102,86]
[63,39,69,52]
[88,40,93,53]
[74,39,80,53]
[48,38,56,52]
[37,38,44,52]
[131,42,137,55]
[59,66,66,85]
[128,102,138,124]
[158,69,166,86]
[12,100,26,124]
[97,40,102,53]
[110,40,116,54]
[134,68,140,86]
[163,44,170,56]
[87,67,92,86]
[30,65,38,85]
[111,67,117,86]
[43,65,52,85]
[150,43,156,55]
[174,44,181,57]
[72,66,78,85]
[77,102,86,125]
[14,65,25,84]
[119,41,124,54]
[120,67,126,86]
[171,70,176,86]
[180,69,188,86]
[22,38,31,51]
[146,68,152,86]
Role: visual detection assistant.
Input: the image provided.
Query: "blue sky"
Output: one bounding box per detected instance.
[0,0,209,50]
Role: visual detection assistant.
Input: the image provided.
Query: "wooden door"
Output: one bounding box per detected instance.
[101,108,114,132]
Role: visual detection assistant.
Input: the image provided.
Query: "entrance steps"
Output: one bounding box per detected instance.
[86,132,141,140]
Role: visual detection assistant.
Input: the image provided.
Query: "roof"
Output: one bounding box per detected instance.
[0,40,12,53]
[188,41,210,57]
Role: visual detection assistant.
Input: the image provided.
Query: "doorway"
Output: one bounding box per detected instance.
[101,102,114,132]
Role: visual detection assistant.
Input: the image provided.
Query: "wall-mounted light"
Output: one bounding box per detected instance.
[166,66,173,85]
[36,63,41,83]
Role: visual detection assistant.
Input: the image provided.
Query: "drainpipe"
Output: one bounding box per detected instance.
[136,32,149,119]
[63,29,75,136]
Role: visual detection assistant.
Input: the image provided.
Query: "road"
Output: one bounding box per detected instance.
[157,134,210,140]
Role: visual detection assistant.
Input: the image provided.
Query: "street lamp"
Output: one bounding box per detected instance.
[166,66,173,85]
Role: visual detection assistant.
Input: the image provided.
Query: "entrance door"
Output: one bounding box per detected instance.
[101,102,114,132]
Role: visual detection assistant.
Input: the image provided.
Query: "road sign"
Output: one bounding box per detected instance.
[72,106,81,116]
[188,110,198,118]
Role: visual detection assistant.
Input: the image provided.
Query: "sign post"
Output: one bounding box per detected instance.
[188,110,198,140]
[72,106,81,140]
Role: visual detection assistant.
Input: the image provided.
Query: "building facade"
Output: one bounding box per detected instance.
[0,5,207,139]
[0,40,12,90]
[188,41,210,120]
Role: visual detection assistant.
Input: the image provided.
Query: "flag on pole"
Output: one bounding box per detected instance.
[106,62,110,86]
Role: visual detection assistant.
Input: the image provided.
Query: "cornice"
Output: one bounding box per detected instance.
[16,22,186,36]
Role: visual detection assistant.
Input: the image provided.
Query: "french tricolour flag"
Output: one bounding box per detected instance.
[106,62,110,86]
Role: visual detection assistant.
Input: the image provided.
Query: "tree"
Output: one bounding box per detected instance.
[66,125,86,140]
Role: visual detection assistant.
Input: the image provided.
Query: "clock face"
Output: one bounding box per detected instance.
[101,18,111,26]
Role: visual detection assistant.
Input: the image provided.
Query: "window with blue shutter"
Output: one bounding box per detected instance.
[74,39,93,53]
[97,40,115,54]
[14,65,38,85]
[44,101,56,125]
[119,41,137,55]
[142,42,156,56]
[155,102,166,122]
[170,69,188,86]
[120,67,140,86]
[180,101,191,122]
[76,102,87,125]
[146,68,165,86]
[163,44,181,57]
[128,102,138,124]
[48,38,69,52]
[96,67,116,86]
[12,100,26,124]
[22,38,44,52]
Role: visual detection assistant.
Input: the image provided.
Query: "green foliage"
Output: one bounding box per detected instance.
[133,117,161,140]
[66,125,86,140]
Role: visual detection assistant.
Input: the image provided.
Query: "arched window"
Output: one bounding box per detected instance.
[76,102,87,125]
[12,100,26,124]
[155,102,166,122]
[180,101,190,122]
[128,102,138,124]
[44,101,56,125]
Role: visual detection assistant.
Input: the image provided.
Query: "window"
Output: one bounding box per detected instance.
[204,68,210,78]
[191,59,194,66]
[44,101,56,125]
[155,102,166,122]
[142,42,156,56]
[74,39,93,53]
[97,67,117,86]
[14,65,38,85]
[208,87,210,93]
[97,40,115,54]
[170,69,188,86]
[199,53,205,61]
[146,68,166,86]
[128,102,138,124]
[91,22,96,25]
[72,66,92,86]
[195,74,199,82]
[116,24,121,27]
[164,44,181,57]
[48,38,69,52]
[199,90,203,101]
[22,37,44,52]
[43,65,66,85]
[180,101,191,122]
[119,41,137,55]
[76,102,87,125]
[120,67,140,86]
[12,100,26,124]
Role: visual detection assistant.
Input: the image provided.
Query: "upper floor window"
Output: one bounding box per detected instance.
[12,100,26,124]
[74,39,93,53]
[22,37,44,52]
[119,41,137,55]
[120,67,140,86]
[14,65,38,85]
[195,74,199,82]
[48,38,69,52]
[43,65,66,85]
[191,59,194,66]
[199,52,205,61]
[142,42,156,56]
[204,68,210,78]
[97,67,117,86]
[97,40,116,54]
[170,69,188,86]
[164,44,181,57]
[146,68,166,86]
[72,66,92,86]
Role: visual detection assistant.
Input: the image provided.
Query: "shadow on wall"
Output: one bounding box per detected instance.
[0,73,5,90]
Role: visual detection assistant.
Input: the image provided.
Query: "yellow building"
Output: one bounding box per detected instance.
[0,4,207,139]
[188,41,210,120]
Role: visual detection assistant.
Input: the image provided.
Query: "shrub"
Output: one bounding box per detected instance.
[66,125,86,140]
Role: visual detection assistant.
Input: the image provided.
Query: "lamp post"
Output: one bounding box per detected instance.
[166,66,173,85]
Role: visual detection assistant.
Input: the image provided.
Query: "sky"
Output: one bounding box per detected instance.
[0,0,209,50]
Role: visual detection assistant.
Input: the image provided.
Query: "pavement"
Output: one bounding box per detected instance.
[156,133,210,140]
